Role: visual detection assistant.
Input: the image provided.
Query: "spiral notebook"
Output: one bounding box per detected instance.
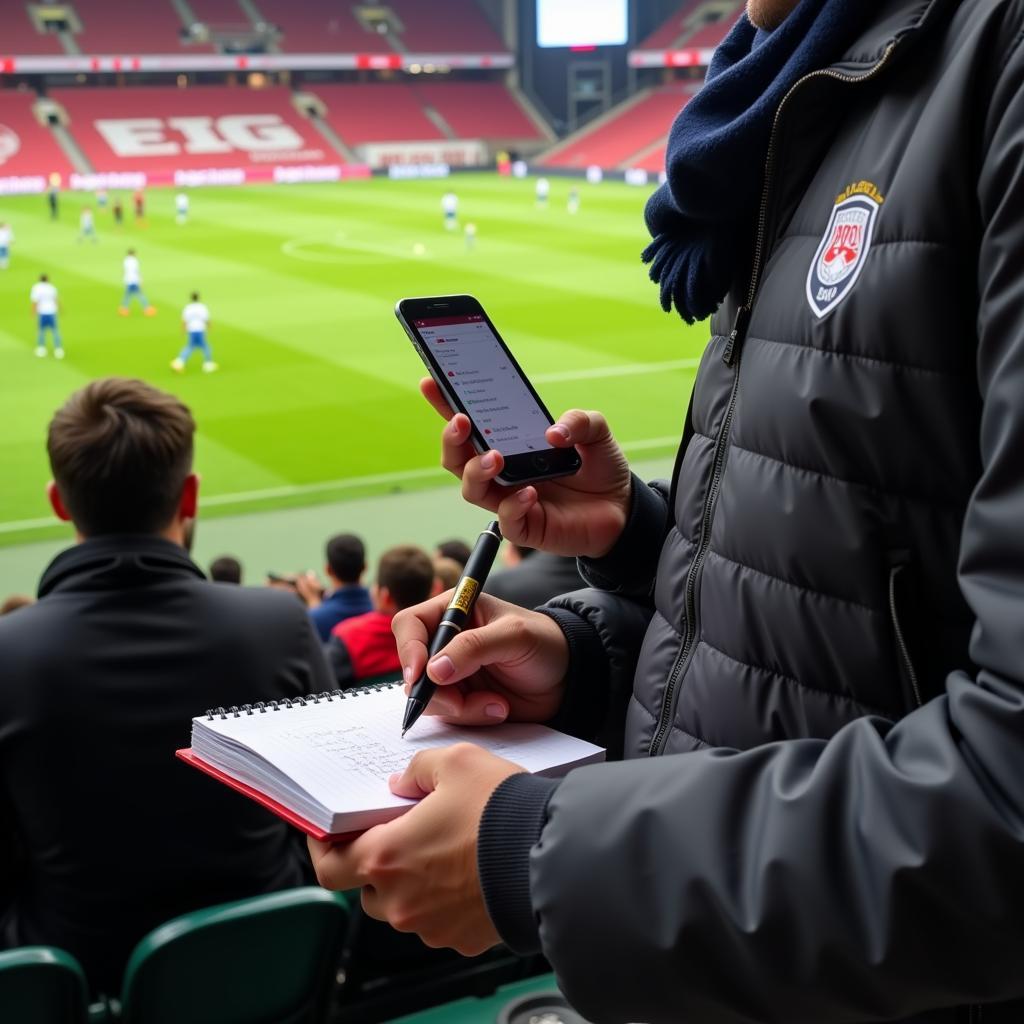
[176,681,605,841]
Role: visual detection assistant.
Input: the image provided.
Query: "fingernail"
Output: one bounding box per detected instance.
[485,704,506,719]
[388,772,401,786]
[517,488,532,504]
[403,665,414,684]
[552,424,571,442]
[481,452,497,470]
[429,655,455,681]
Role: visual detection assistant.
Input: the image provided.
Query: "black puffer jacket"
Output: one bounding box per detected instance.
[478,1,1024,1021]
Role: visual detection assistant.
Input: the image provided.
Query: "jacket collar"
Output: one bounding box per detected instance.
[836,0,958,68]
[38,534,205,598]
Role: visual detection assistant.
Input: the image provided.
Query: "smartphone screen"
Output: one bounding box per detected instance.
[398,296,581,485]
[413,313,552,458]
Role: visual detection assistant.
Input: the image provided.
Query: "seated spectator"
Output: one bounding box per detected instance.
[484,543,584,610]
[433,556,463,592]
[0,595,33,616]
[297,533,373,642]
[0,378,332,996]
[436,537,471,568]
[209,554,242,584]
[325,545,434,688]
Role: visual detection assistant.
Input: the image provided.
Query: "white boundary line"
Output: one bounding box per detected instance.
[0,433,685,536]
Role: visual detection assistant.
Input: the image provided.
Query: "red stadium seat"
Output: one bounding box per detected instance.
[310,83,443,145]
[388,0,505,53]
[255,0,393,54]
[2,9,65,54]
[414,82,542,140]
[542,88,693,170]
[0,92,72,179]
[71,0,205,53]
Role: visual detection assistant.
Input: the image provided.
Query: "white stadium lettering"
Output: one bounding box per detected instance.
[215,115,302,152]
[95,118,180,158]
[166,117,233,155]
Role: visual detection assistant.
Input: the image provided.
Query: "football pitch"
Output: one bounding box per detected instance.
[0,174,705,549]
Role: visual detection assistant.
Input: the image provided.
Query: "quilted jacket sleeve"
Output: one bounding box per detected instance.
[510,26,1024,1024]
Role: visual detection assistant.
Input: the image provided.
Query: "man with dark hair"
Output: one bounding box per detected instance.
[0,377,331,995]
[296,533,373,642]
[310,1,1024,1021]
[435,538,471,568]
[208,555,242,584]
[324,545,433,688]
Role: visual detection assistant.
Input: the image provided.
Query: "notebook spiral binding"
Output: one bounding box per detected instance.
[205,679,401,720]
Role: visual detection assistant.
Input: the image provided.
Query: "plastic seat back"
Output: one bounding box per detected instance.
[0,947,90,1024]
[118,887,348,1024]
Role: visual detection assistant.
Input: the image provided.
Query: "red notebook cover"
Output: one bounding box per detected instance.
[176,748,360,844]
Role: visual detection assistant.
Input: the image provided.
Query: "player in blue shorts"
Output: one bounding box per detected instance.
[119,249,156,316]
[30,274,63,359]
[171,291,217,373]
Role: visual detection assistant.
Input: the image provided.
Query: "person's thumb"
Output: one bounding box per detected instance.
[425,615,531,687]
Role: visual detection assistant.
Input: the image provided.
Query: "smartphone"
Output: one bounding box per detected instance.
[396,295,582,486]
[266,572,298,588]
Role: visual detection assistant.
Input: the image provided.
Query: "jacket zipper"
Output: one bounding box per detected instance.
[649,43,898,757]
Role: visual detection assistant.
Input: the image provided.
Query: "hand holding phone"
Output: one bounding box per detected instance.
[420,375,633,560]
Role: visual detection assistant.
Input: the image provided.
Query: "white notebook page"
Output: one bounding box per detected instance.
[191,683,604,832]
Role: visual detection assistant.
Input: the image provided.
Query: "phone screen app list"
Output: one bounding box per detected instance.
[417,317,551,457]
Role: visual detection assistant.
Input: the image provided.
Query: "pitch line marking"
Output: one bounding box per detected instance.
[0,435,683,535]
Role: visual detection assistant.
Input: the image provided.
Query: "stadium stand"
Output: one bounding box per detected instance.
[636,0,744,51]
[388,0,506,52]
[49,86,331,172]
[2,8,65,55]
[70,0,198,52]
[633,141,668,174]
[188,0,252,26]
[541,87,693,169]
[0,92,72,178]
[310,83,443,145]
[255,0,394,54]
[413,81,544,140]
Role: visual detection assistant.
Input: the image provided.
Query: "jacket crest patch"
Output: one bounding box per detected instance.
[806,189,881,319]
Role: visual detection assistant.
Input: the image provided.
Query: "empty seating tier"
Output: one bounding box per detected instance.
[254,0,393,54]
[542,88,692,169]
[414,82,542,140]
[310,83,442,145]
[49,86,333,172]
[71,0,196,53]
[0,92,72,178]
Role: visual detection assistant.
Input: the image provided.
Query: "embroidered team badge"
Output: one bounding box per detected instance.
[806,181,883,318]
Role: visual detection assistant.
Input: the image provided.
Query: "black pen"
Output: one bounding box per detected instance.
[402,520,503,736]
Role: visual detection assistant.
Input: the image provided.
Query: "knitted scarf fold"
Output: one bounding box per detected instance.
[642,0,870,323]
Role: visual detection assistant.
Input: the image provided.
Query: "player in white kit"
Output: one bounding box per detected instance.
[30,274,63,359]
[77,207,97,243]
[442,191,459,230]
[176,192,190,225]
[0,222,12,269]
[535,177,550,208]
[119,249,156,317]
[172,291,217,373]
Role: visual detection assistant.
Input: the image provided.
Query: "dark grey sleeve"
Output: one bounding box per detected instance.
[323,636,356,689]
[523,43,1024,1024]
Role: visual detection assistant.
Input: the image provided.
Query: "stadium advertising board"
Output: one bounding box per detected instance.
[359,140,488,170]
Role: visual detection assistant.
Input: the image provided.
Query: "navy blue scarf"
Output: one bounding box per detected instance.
[642,0,870,323]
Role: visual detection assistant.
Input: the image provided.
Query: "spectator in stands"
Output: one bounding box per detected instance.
[0,377,331,995]
[436,538,471,568]
[483,543,582,610]
[296,533,373,643]
[209,555,243,584]
[0,595,33,616]
[324,545,433,688]
[433,556,463,592]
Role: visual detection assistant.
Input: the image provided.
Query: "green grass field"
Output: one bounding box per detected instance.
[0,174,704,549]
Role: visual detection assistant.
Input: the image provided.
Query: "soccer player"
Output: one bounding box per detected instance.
[464,221,477,252]
[441,191,458,231]
[30,274,63,360]
[77,207,97,244]
[112,195,124,227]
[133,188,145,222]
[535,176,550,208]
[172,291,217,374]
[46,181,59,220]
[567,186,580,215]
[119,249,156,317]
[175,191,189,225]
[0,222,12,269]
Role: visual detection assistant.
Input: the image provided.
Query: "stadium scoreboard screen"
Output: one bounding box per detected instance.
[536,0,629,48]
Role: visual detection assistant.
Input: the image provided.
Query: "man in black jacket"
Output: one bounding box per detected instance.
[309,1,1024,1022]
[0,378,332,995]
